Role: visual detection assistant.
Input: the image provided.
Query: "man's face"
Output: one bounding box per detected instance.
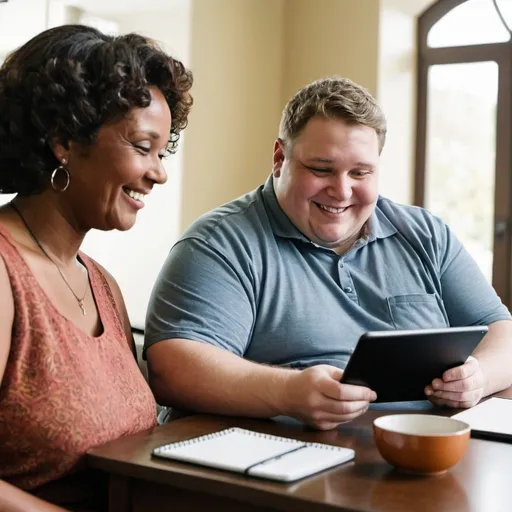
[273,116,380,254]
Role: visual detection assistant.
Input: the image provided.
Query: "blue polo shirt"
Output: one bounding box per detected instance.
[145,176,511,369]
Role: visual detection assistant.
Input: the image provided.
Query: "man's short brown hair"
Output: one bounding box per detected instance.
[279,76,386,153]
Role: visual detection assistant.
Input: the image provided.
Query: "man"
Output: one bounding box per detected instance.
[145,77,512,430]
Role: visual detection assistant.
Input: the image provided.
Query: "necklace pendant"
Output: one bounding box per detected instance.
[78,300,86,315]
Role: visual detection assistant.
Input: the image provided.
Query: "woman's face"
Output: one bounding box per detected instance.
[64,87,171,232]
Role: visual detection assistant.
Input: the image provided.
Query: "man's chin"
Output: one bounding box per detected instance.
[311,235,347,249]
[310,230,361,252]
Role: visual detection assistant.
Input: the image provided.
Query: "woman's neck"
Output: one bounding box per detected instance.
[10,192,87,267]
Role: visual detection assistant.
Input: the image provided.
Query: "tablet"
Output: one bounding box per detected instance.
[340,326,488,402]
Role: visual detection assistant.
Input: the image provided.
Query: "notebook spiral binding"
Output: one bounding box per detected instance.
[153,427,341,454]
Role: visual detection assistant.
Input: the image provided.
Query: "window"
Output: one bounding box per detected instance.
[428,0,511,47]
[416,0,512,307]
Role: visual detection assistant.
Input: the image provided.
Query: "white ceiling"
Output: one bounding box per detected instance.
[63,0,436,18]
[62,0,187,16]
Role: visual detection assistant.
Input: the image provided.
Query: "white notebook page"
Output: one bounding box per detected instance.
[452,398,512,436]
[155,429,304,472]
[249,444,354,481]
[153,428,355,481]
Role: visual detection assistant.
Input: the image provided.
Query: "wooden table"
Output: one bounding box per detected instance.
[88,400,512,512]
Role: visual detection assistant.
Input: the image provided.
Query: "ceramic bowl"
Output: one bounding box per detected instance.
[373,414,471,475]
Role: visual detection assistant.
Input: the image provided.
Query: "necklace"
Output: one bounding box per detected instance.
[10,202,89,315]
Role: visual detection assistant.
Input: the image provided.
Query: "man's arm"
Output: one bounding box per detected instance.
[474,320,512,395]
[420,219,512,408]
[426,320,512,408]
[147,338,376,430]
[146,238,376,429]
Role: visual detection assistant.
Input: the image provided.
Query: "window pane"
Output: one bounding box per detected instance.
[424,62,498,282]
[428,0,511,48]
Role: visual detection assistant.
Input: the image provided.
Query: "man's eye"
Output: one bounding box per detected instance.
[306,166,331,174]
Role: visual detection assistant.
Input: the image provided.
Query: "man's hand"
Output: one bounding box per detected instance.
[425,356,486,408]
[279,365,377,430]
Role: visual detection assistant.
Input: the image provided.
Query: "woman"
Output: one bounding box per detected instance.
[0,25,193,511]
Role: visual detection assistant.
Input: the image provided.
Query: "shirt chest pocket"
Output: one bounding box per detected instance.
[386,293,448,330]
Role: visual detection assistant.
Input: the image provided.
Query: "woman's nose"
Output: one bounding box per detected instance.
[150,160,168,186]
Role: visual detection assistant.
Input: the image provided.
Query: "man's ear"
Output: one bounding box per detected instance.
[272,138,286,178]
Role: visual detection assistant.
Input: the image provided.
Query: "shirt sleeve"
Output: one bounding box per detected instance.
[437,222,511,326]
[144,237,255,357]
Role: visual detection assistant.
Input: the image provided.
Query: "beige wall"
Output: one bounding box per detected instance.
[378,0,434,203]
[282,0,380,101]
[377,0,422,203]
[182,0,381,230]
[182,0,437,229]
[182,0,285,230]
[0,0,438,324]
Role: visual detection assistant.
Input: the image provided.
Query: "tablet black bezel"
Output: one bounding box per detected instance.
[340,326,488,402]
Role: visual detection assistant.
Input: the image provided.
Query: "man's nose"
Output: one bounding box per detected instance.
[328,174,352,201]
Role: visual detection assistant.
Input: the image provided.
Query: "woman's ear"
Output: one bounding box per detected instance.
[272,138,286,178]
[49,137,70,165]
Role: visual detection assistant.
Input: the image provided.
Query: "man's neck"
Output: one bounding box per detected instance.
[331,226,367,256]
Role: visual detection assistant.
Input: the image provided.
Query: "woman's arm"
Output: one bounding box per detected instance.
[0,259,66,511]
[0,481,67,512]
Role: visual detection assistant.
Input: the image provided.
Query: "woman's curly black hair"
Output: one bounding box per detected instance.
[0,24,193,195]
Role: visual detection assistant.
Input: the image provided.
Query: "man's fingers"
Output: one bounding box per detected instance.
[323,379,376,402]
[430,389,481,404]
[442,356,479,382]
[325,366,344,381]
[316,397,371,416]
[428,395,477,409]
[432,374,482,393]
[320,376,376,402]
[309,406,370,429]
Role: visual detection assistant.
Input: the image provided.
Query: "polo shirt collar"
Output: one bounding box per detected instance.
[262,174,396,243]
[368,201,397,240]
[262,175,310,242]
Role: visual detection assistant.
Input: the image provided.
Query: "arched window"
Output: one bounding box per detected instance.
[415,0,512,307]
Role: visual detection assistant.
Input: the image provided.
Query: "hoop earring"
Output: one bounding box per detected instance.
[50,160,70,192]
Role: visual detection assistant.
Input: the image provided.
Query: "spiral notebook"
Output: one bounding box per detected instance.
[152,427,355,482]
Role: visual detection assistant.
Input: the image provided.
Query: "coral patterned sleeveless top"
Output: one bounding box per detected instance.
[0,224,157,490]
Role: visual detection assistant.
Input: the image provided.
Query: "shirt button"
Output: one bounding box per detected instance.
[344,287,353,293]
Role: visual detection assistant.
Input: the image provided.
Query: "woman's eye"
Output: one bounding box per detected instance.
[133,144,150,154]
